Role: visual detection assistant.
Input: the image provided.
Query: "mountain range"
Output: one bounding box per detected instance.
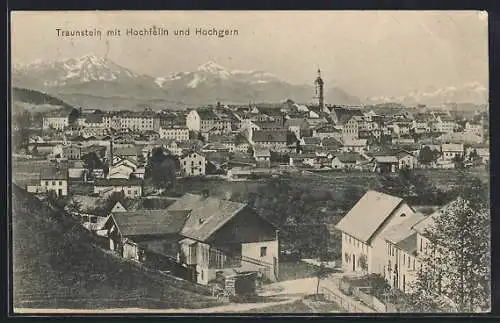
[367,82,488,107]
[12,53,487,109]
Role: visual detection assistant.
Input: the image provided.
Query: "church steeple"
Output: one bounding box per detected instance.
[314,68,324,109]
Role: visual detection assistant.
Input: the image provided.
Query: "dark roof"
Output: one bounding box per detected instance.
[253,130,288,143]
[197,109,219,120]
[333,107,364,125]
[44,109,72,118]
[85,114,104,123]
[284,118,309,128]
[335,152,365,163]
[257,107,284,117]
[40,167,68,180]
[94,178,142,187]
[253,121,285,130]
[167,193,248,242]
[322,137,343,147]
[112,210,190,237]
[114,146,139,156]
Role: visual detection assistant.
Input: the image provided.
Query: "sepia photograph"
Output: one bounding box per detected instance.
[10,10,490,314]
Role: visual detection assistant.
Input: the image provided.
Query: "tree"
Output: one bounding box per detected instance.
[315,263,335,295]
[418,146,439,165]
[358,254,368,274]
[145,147,179,190]
[408,197,490,312]
[452,154,465,169]
[341,186,365,212]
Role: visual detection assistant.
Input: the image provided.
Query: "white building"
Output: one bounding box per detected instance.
[93,178,143,198]
[39,166,69,196]
[335,191,416,276]
[159,126,190,141]
[179,151,206,177]
[43,110,73,130]
[440,143,464,161]
[382,214,426,293]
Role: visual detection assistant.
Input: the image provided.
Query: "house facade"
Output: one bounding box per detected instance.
[335,191,416,276]
[159,126,190,141]
[39,167,69,196]
[93,178,143,198]
[179,151,206,177]
[167,193,280,285]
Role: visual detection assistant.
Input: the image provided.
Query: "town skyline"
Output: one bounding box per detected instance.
[11,11,488,99]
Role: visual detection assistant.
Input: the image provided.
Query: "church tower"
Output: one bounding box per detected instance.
[314,69,325,109]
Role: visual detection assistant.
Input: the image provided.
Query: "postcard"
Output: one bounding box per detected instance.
[10,10,490,314]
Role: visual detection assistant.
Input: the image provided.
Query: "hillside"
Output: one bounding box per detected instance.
[12,184,218,310]
[12,87,74,109]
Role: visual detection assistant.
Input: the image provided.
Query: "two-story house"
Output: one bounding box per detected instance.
[335,191,416,276]
[382,213,426,293]
[38,166,69,196]
[252,131,289,151]
[440,143,464,161]
[179,151,206,177]
[93,178,143,198]
[159,126,190,141]
[167,193,280,285]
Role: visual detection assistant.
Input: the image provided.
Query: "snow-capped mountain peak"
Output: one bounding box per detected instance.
[367,82,488,106]
[13,53,144,87]
[197,61,227,73]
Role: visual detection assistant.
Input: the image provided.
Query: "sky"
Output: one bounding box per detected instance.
[11,11,488,98]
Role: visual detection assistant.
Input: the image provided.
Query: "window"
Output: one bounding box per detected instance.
[52,181,56,185]
[260,246,267,257]
[45,181,49,186]
[59,181,62,185]
[420,238,423,252]
[90,217,97,224]
[403,254,406,265]
[400,213,406,217]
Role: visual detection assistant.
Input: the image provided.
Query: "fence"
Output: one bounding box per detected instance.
[352,286,387,312]
[321,287,375,313]
[143,249,196,282]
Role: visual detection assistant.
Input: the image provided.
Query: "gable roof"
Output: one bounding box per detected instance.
[382,213,426,254]
[167,193,248,242]
[335,190,404,243]
[374,155,398,163]
[302,137,322,145]
[333,107,364,125]
[40,167,68,180]
[253,130,288,143]
[335,152,365,163]
[94,178,142,187]
[197,109,219,120]
[285,118,309,128]
[113,146,139,157]
[112,210,190,237]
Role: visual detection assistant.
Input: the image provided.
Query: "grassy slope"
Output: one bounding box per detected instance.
[12,184,218,310]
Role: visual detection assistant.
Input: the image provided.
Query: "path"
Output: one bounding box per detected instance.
[16,278,318,314]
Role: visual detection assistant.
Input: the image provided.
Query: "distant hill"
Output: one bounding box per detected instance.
[12,87,74,110]
[12,184,217,310]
